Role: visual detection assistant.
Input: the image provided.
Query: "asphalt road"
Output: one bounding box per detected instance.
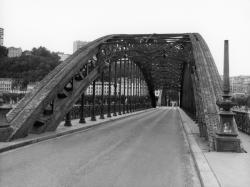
[0,107,201,187]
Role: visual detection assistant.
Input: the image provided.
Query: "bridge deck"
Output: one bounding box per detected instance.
[0,108,200,187]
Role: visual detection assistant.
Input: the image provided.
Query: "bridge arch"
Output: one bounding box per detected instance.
[2,33,223,150]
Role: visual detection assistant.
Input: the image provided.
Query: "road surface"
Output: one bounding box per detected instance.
[0,107,201,187]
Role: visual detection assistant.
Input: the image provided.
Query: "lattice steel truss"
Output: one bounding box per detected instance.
[0,33,225,150]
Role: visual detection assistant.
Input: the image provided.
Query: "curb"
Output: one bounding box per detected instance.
[177,108,221,187]
[0,108,156,154]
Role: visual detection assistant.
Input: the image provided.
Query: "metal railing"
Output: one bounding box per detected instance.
[233,110,250,135]
[69,102,152,120]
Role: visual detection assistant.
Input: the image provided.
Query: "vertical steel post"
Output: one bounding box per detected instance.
[118,58,122,115]
[86,63,89,74]
[100,71,105,119]
[64,112,72,126]
[179,88,183,107]
[126,59,129,113]
[136,65,139,110]
[142,80,145,109]
[123,57,126,114]
[133,64,136,111]
[138,71,142,109]
[107,61,111,117]
[79,93,86,123]
[138,67,140,109]
[113,61,117,116]
[82,65,87,77]
[91,80,96,121]
[130,61,133,112]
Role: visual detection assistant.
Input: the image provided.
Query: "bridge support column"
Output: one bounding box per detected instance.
[118,59,122,115]
[129,61,132,112]
[91,80,96,121]
[126,60,130,113]
[107,61,112,118]
[133,64,136,112]
[136,66,138,110]
[64,112,72,126]
[126,59,129,113]
[100,72,105,119]
[215,40,241,152]
[113,61,117,116]
[141,83,144,109]
[139,72,142,110]
[79,93,86,123]
[123,58,126,114]
[136,65,139,111]
[134,65,136,111]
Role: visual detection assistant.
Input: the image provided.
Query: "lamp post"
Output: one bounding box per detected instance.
[215,40,241,152]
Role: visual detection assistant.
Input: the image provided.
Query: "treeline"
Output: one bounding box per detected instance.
[0,92,25,105]
[0,46,60,87]
[232,95,250,108]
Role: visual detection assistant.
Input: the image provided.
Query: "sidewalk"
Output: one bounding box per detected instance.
[0,108,156,154]
[178,108,250,187]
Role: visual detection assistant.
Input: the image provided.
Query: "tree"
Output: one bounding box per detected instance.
[31,47,60,62]
[246,95,250,108]
[232,95,247,108]
[0,46,8,58]
[0,46,60,86]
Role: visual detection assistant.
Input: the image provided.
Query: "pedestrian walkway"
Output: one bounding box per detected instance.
[178,108,250,187]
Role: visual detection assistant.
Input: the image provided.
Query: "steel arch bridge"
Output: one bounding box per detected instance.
[1,33,223,150]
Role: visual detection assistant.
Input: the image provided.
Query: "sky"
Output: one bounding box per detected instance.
[1,0,250,76]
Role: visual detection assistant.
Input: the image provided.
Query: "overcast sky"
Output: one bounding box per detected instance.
[1,0,250,76]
